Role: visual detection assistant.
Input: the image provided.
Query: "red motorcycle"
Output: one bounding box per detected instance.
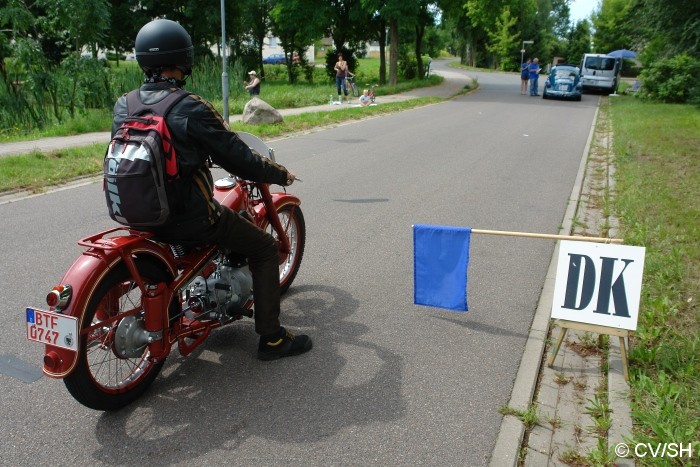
[25,133,305,411]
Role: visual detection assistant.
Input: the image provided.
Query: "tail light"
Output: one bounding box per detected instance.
[46,284,72,310]
[43,351,63,370]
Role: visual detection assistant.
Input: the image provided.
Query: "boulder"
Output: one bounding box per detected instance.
[242,97,283,125]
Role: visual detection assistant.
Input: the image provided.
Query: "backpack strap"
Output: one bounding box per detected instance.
[126,88,190,118]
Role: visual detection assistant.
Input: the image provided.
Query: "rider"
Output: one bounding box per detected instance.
[116,19,312,360]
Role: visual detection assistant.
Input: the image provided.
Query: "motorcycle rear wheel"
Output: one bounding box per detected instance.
[266,204,305,295]
[64,258,173,411]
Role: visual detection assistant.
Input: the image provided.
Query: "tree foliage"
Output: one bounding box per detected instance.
[637,53,700,103]
[486,7,519,71]
[2,0,699,134]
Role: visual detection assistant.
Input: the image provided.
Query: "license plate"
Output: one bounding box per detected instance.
[26,307,79,351]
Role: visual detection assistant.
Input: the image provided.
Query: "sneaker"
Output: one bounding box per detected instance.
[258,327,312,361]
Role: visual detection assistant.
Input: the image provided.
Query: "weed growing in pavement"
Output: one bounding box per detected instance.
[559,448,588,466]
[585,393,613,437]
[548,416,562,429]
[572,377,588,392]
[554,373,571,385]
[499,404,540,430]
[586,438,618,467]
[567,332,603,358]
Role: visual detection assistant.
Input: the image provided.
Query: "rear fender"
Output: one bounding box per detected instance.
[42,238,175,378]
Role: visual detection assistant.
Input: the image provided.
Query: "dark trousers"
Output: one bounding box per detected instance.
[201,207,281,336]
[335,76,347,96]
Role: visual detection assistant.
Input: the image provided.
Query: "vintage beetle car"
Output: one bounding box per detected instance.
[543,65,582,101]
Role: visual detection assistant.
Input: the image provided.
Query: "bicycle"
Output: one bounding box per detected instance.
[367,83,378,103]
[346,75,359,97]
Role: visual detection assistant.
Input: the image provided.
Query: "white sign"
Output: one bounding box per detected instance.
[551,241,645,330]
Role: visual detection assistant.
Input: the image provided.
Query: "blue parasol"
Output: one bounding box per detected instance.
[608,49,637,59]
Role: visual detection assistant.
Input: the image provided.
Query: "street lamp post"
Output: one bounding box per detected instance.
[521,40,534,71]
[221,0,229,122]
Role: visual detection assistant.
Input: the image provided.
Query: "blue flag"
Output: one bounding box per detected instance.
[413,224,471,311]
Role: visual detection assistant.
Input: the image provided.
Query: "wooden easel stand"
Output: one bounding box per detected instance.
[547,319,631,382]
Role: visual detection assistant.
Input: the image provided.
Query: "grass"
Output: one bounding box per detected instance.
[609,97,700,463]
[0,148,104,192]
[0,57,443,143]
[0,96,442,193]
[0,109,114,143]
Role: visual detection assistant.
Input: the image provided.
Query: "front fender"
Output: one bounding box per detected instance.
[42,237,175,378]
[254,192,301,219]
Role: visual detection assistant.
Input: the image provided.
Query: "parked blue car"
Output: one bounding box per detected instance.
[262,53,299,65]
[543,65,582,101]
[262,53,286,64]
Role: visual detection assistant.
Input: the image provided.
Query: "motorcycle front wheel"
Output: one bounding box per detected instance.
[64,258,173,411]
[266,204,306,295]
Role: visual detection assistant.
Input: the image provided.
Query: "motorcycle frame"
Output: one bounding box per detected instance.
[42,179,300,378]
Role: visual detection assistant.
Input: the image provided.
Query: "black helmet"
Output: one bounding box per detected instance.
[135,19,193,75]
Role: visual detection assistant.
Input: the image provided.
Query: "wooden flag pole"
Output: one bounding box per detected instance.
[470,228,623,244]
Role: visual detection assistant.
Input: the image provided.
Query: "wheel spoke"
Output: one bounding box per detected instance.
[84,275,153,390]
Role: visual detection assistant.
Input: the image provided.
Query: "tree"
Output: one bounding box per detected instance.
[413,0,437,79]
[566,19,592,63]
[464,0,540,68]
[633,0,700,59]
[380,0,420,85]
[327,0,374,53]
[104,0,148,64]
[486,6,519,70]
[241,0,273,78]
[38,0,111,57]
[270,0,328,83]
[361,0,388,83]
[591,0,634,53]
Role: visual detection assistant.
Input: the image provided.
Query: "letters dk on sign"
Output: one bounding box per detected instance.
[551,241,646,331]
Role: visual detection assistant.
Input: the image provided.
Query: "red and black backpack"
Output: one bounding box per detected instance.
[104,88,188,227]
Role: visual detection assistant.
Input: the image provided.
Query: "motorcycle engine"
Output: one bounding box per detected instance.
[187,261,253,319]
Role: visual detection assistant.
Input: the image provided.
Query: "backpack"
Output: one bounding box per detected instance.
[104,88,188,227]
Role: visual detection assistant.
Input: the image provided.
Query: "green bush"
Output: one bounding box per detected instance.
[638,53,700,104]
[398,53,432,80]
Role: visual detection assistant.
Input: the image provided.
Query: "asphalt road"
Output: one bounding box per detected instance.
[0,66,598,466]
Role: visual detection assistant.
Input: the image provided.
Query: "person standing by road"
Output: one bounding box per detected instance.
[244,70,261,96]
[334,53,350,104]
[520,58,531,95]
[529,58,541,96]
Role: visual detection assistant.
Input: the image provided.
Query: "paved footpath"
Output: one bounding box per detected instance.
[0,61,632,466]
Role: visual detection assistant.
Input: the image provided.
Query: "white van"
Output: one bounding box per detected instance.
[580,54,620,94]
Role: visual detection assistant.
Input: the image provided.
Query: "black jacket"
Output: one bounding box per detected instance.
[112,82,289,240]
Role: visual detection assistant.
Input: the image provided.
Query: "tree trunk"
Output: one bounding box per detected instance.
[415,24,424,79]
[389,18,398,86]
[379,21,387,85]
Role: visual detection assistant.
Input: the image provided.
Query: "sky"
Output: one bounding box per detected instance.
[569,0,599,23]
